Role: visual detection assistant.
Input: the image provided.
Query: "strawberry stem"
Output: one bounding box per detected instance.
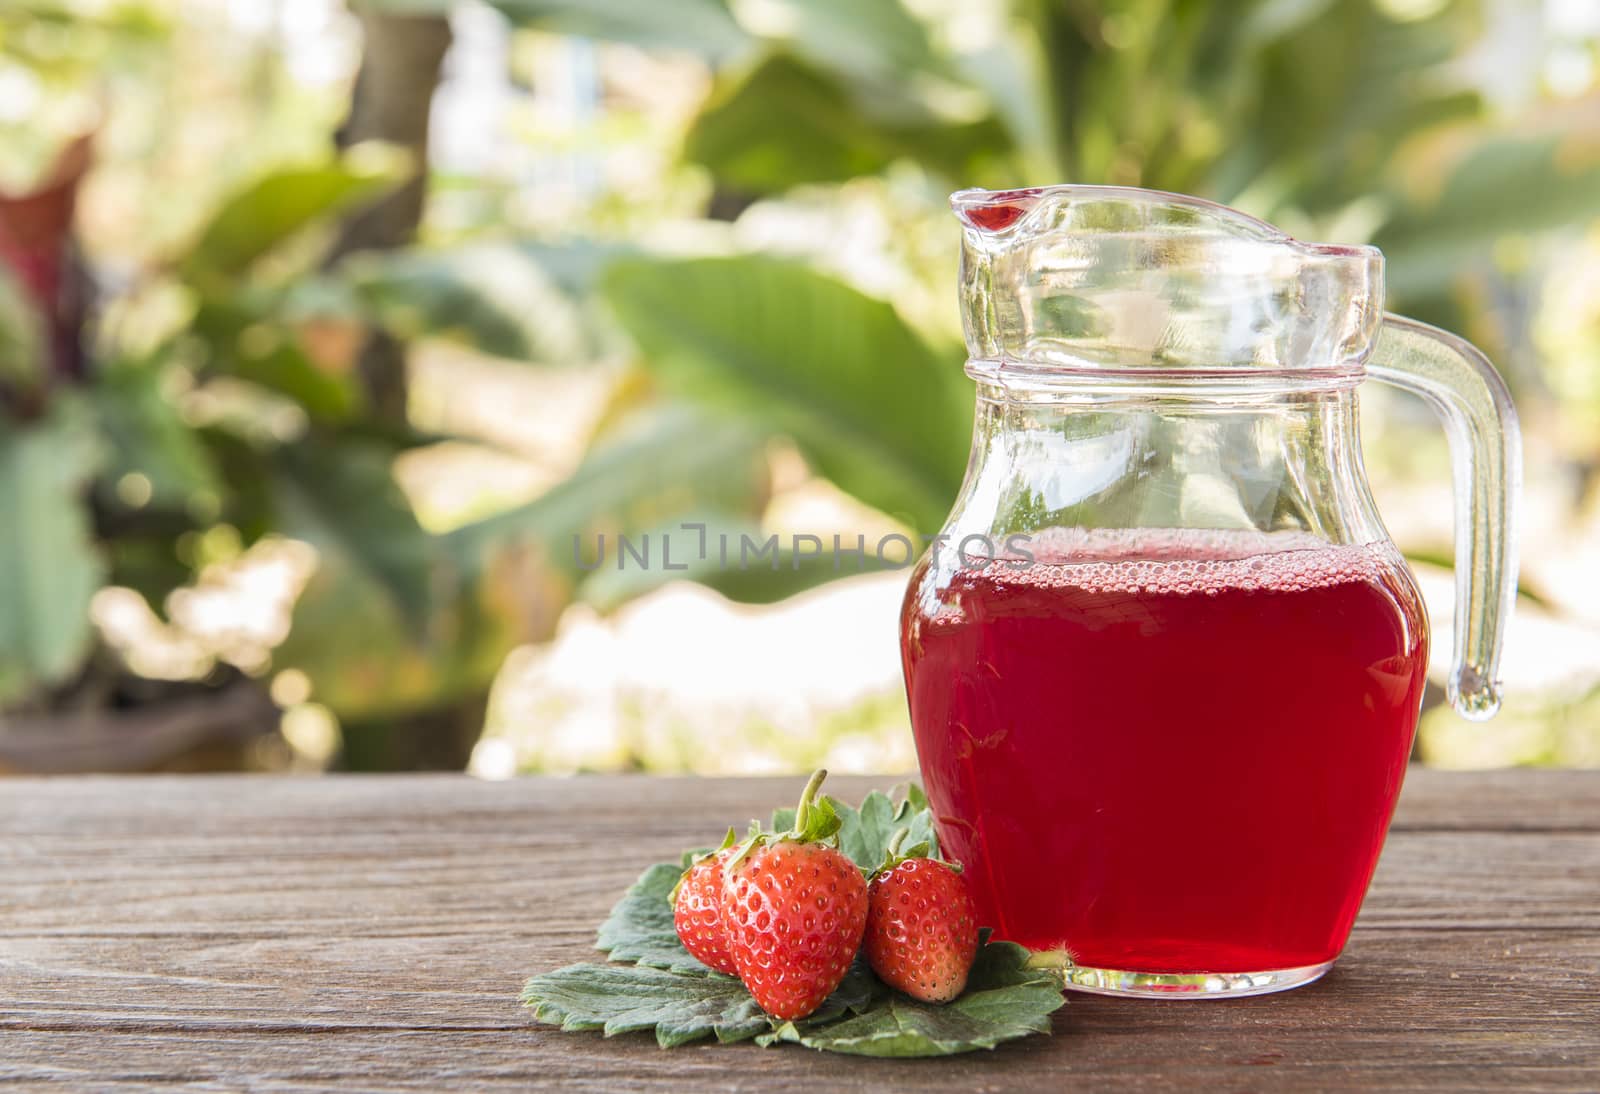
[869,826,940,879]
[724,769,842,874]
[792,768,828,834]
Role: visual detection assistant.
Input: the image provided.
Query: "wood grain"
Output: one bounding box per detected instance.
[1,770,1597,1091]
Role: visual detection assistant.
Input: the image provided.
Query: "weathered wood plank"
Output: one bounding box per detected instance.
[1,770,1597,1090]
[1,768,1597,835]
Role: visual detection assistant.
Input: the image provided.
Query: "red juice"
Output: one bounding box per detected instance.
[900,529,1429,974]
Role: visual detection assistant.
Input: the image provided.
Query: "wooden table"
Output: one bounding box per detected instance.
[3,770,1597,1091]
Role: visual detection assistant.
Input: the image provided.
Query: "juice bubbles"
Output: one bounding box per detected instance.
[901,529,1429,974]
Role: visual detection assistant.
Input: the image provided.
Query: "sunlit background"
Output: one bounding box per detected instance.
[1,0,1598,777]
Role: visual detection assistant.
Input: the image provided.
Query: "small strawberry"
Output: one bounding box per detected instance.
[672,831,739,976]
[722,770,868,1021]
[864,834,979,1003]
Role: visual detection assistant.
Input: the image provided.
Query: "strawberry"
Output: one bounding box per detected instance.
[672,836,739,976]
[864,838,979,1003]
[722,770,868,1021]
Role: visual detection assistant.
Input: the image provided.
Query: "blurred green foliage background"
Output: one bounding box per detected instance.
[0,0,1597,774]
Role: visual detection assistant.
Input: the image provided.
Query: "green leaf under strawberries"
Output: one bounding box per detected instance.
[756,941,1063,1056]
[524,954,885,1049]
[525,929,1059,1055]
[523,963,770,1047]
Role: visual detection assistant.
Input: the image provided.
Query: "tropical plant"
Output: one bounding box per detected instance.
[0,2,777,769]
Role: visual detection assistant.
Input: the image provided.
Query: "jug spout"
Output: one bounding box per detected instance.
[952,184,1384,376]
[951,187,1048,234]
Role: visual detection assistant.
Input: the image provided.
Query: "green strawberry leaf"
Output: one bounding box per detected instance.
[828,954,887,1015]
[898,781,930,813]
[893,789,940,859]
[833,784,942,873]
[755,941,1064,1056]
[523,963,769,1048]
[523,953,893,1048]
[833,790,900,871]
[595,862,715,975]
[525,939,1061,1055]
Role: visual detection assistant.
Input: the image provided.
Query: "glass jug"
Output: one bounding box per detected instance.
[900,185,1519,998]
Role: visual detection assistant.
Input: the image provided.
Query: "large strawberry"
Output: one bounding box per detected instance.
[672,833,739,975]
[863,835,979,1003]
[722,770,867,1020]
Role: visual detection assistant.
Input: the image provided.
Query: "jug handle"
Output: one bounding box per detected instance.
[1369,314,1522,720]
